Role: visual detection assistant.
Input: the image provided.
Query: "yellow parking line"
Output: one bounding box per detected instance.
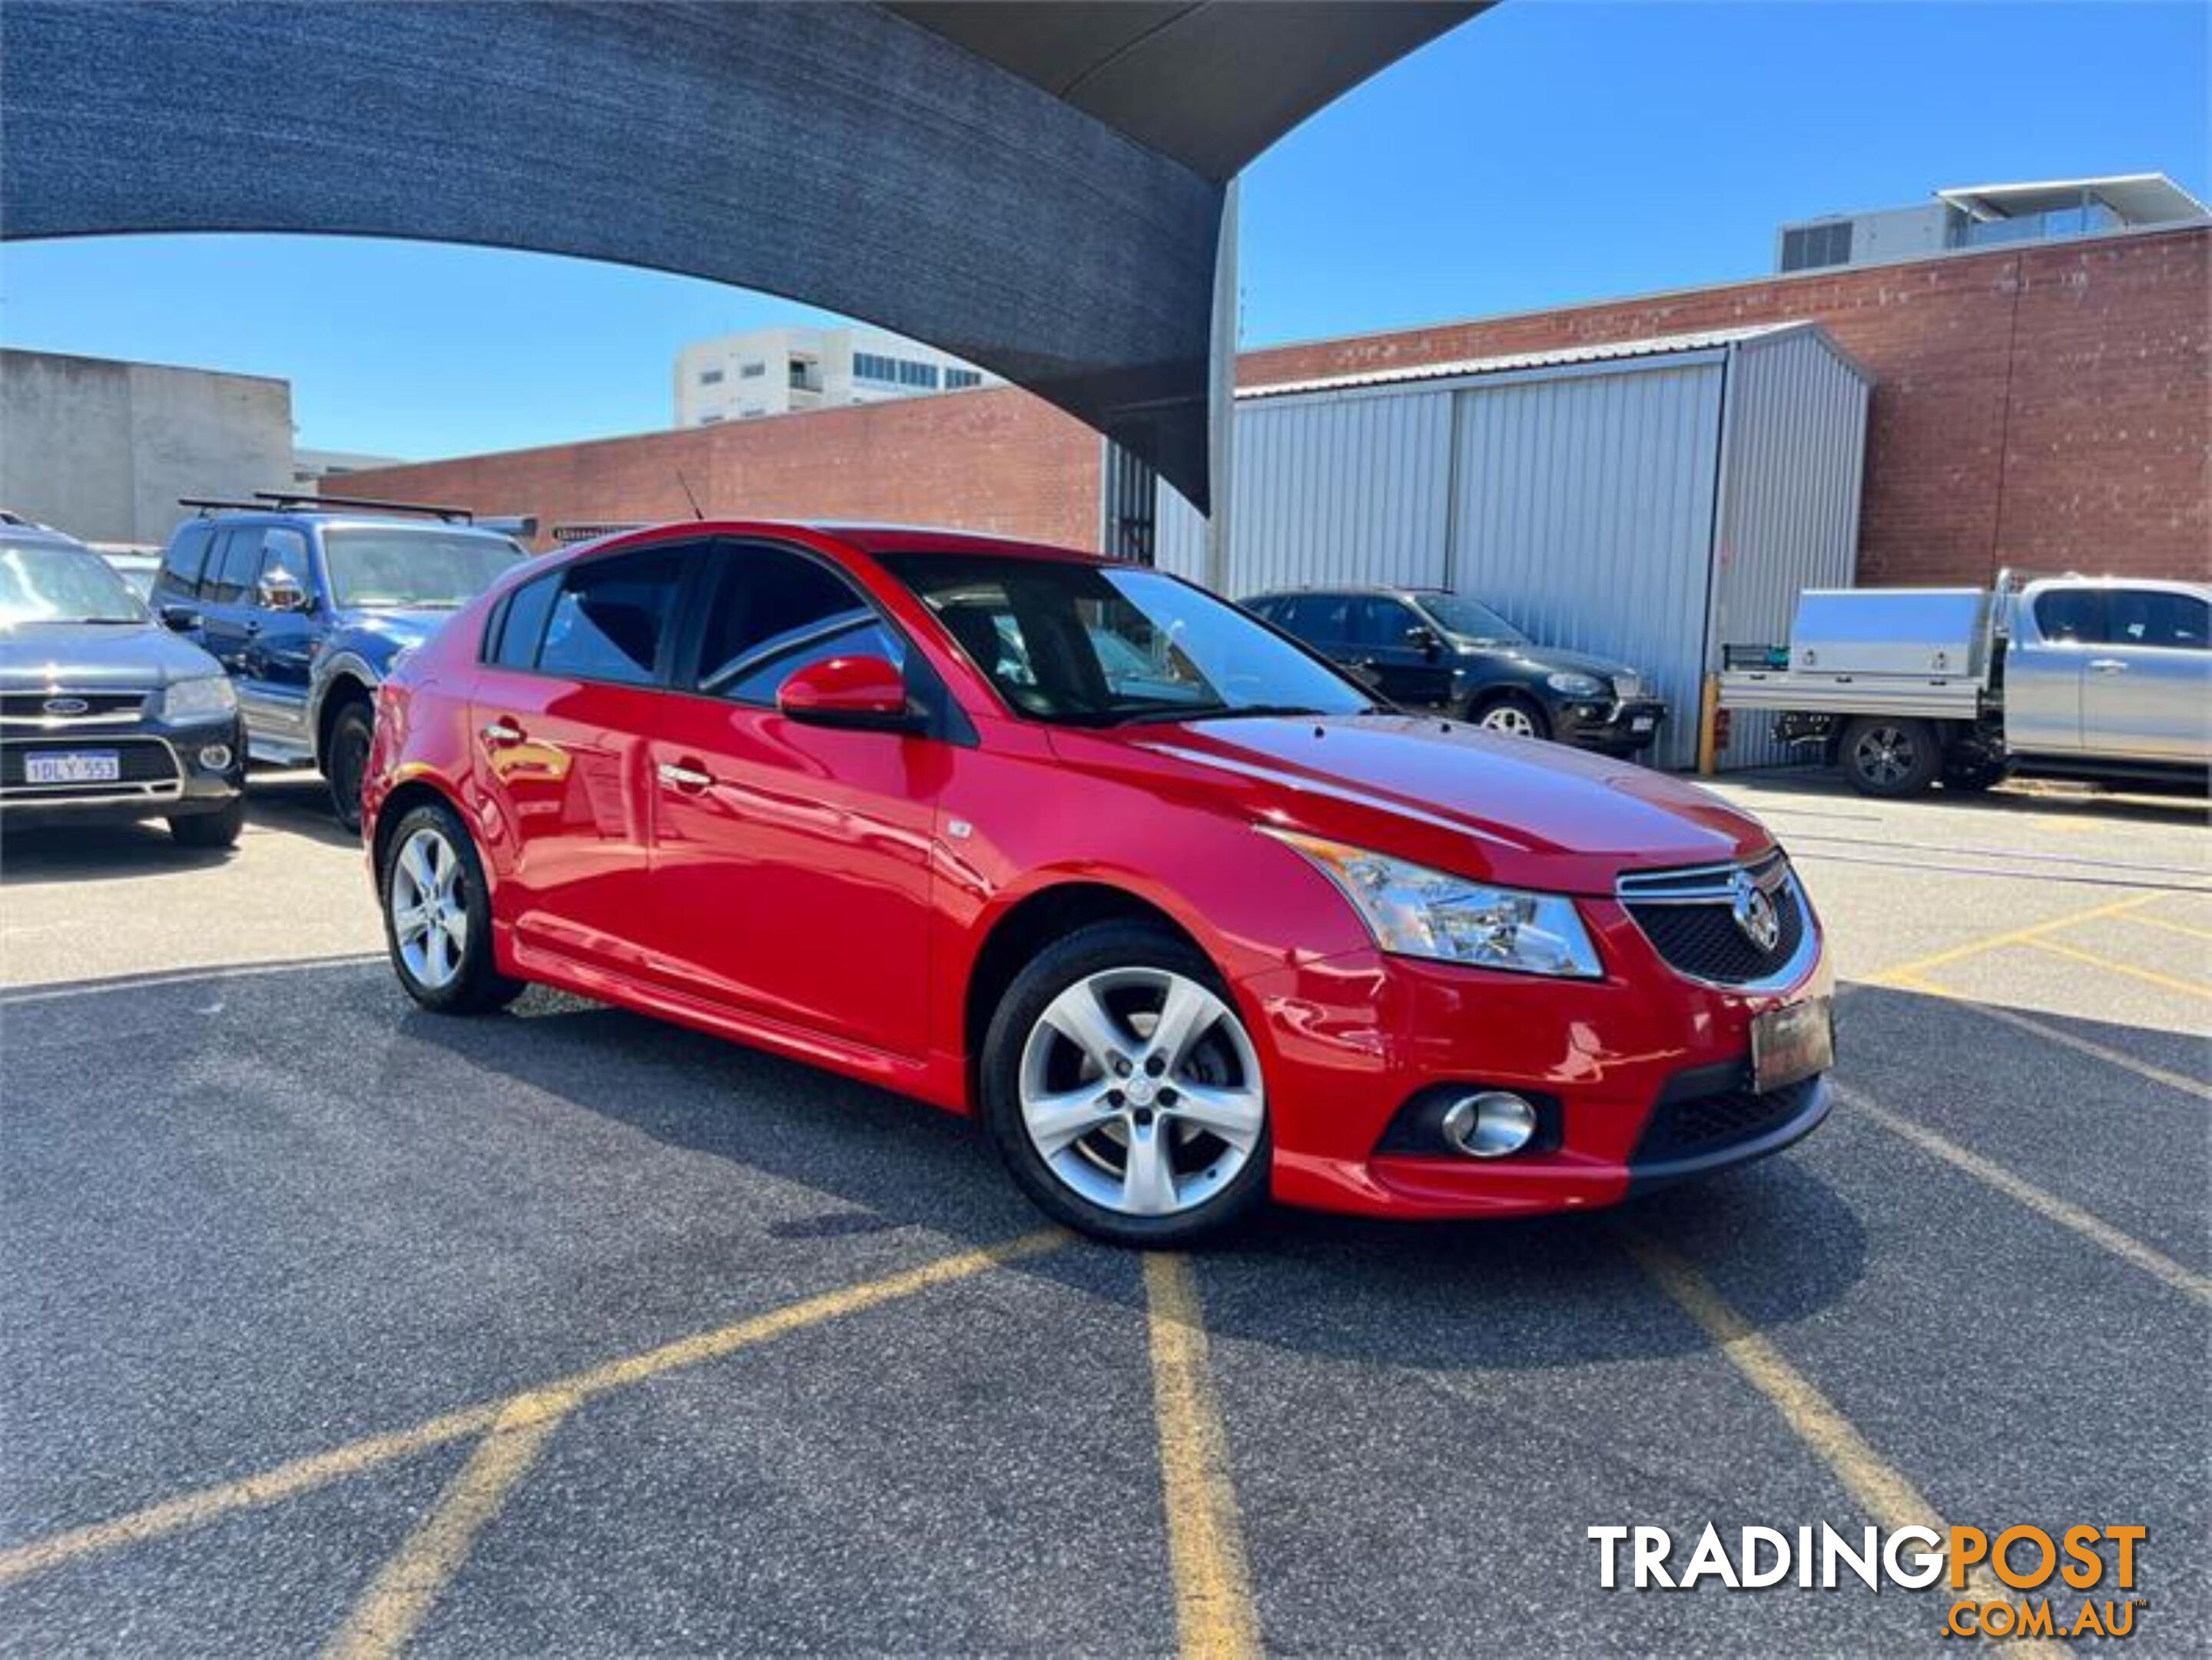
[0,1230,1067,1587]
[2124,913,2212,946]
[324,1389,579,1660]
[2022,937,2212,1001]
[1840,1085,2212,1304]
[1627,1234,2069,1657]
[1886,970,2211,1104]
[1144,1253,1261,1660]
[1862,890,2162,987]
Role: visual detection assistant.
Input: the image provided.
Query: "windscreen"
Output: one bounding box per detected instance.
[881,553,1374,727]
[1417,594,1527,645]
[323,526,525,609]
[0,540,149,626]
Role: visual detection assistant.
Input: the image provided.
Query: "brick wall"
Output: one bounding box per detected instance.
[333,383,1102,553]
[1239,226,2210,587]
[332,227,2207,586]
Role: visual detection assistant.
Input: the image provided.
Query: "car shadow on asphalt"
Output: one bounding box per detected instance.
[394,983,1872,1374]
[0,772,351,882]
[1722,765,2207,828]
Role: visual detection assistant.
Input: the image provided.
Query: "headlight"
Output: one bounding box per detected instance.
[1546,672,1605,697]
[1263,831,1603,978]
[158,675,238,723]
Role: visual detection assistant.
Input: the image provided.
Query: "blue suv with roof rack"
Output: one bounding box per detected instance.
[151,493,527,830]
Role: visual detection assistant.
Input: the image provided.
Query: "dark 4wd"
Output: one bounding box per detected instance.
[151,494,526,830]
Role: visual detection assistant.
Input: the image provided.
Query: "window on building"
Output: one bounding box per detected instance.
[692,543,904,705]
[1781,221,1854,272]
[537,547,689,686]
[854,350,897,383]
[945,368,982,390]
[698,368,724,385]
[699,413,724,425]
[740,361,765,379]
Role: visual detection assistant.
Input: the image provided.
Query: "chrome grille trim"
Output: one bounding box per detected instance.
[1616,852,1819,991]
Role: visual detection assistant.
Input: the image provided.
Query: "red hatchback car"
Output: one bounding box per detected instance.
[363,522,1833,1245]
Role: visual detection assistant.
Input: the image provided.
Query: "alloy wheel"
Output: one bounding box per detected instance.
[1853,724,1916,788]
[1016,968,1265,1217]
[1479,703,1537,738]
[390,825,469,990]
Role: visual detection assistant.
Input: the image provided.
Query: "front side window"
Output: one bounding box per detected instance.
[322,527,524,610]
[2033,589,2105,645]
[256,527,312,605]
[694,545,904,705]
[1280,593,1350,642]
[537,549,688,687]
[2108,589,2208,650]
[0,541,148,626]
[882,554,1374,727]
[1351,597,1420,648]
[207,526,267,605]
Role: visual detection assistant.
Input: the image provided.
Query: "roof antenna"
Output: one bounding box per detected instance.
[675,470,705,521]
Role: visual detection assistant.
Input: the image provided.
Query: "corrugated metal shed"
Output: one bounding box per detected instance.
[1156,321,1869,771]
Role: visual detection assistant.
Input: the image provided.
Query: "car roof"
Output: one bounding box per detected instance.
[568,520,1109,566]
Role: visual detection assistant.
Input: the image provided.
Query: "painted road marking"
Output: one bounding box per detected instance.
[1885,970,2210,1104]
[1145,1253,1261,1660]
[1839,1084,2211,1305]
[2121,912,2212,947]
[2022,936,2212,1002]
[0,1230,1067,1586]
[324,1389,580,1660]
[1627,1233,2070,1658]
[1863,890,2162,988]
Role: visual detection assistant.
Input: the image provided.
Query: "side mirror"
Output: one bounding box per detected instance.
[777,654,924,734]
[257,570,310,613]
[1405,624,1441,656]
[160,603,202,633]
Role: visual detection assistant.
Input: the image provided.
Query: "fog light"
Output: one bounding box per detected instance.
[1440,1091,1538,1159]
[198,744,232,771]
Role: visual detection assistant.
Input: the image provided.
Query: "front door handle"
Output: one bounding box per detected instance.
[2088,659,2129,674]
[657,760,714,792]
[480,719,526,746]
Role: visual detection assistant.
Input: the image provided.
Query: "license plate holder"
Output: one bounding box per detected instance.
[1631,715,1655,733]
[25,750,121,785]
[1752,997,1832,1094]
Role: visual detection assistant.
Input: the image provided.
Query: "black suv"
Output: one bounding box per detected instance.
[1244,586,1667,756]
[0,523,247,846]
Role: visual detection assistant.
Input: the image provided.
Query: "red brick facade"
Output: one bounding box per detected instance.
[337,227,2208,587]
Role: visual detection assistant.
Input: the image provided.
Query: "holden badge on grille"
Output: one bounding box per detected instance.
[1728,868,1782,952]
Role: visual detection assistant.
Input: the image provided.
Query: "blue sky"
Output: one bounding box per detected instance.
[3,1,2204,460]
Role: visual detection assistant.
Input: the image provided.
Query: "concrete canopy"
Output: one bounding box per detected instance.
[0,1,1479,513]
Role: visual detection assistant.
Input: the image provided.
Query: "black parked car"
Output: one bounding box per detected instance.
[1243,586,1667,756]
[0,525,247,846]
[151,494,526,830]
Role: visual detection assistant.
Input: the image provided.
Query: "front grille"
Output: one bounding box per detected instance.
[0,737,181,796]
[1633,1076,1820,1164]
[0,688,151,726]
[1619,852,1809,987]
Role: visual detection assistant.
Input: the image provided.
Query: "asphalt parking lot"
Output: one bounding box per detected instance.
[2,768,2205,1657]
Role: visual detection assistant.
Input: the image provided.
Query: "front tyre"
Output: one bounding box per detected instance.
[326,700,374,834]
[380,801,523,1014]
[1472,692,1550,742]
[981,921,1270,1247]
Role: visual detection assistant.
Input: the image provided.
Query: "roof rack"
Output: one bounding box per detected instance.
[177,493,474,523]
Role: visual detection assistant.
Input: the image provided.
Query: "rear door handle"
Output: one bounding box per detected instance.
[2088,659,2129,674]
[657,760,714,792]
[480,719,526,746]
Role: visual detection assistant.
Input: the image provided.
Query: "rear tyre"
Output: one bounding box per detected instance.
[1840,716,1940,798]
[1471,692,1550,742]
[326,700,374,834]
[169,798,245,848]
[380,800,524,1014]
[980,921,1270,1247]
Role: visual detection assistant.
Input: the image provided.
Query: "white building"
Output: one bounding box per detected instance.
[1776,172,2207,274]
[673,325,1000,427]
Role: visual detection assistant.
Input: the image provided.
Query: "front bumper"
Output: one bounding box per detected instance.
[0,715,246,825]
[1554,698,1669,755]
[1240,894,1833,1219]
